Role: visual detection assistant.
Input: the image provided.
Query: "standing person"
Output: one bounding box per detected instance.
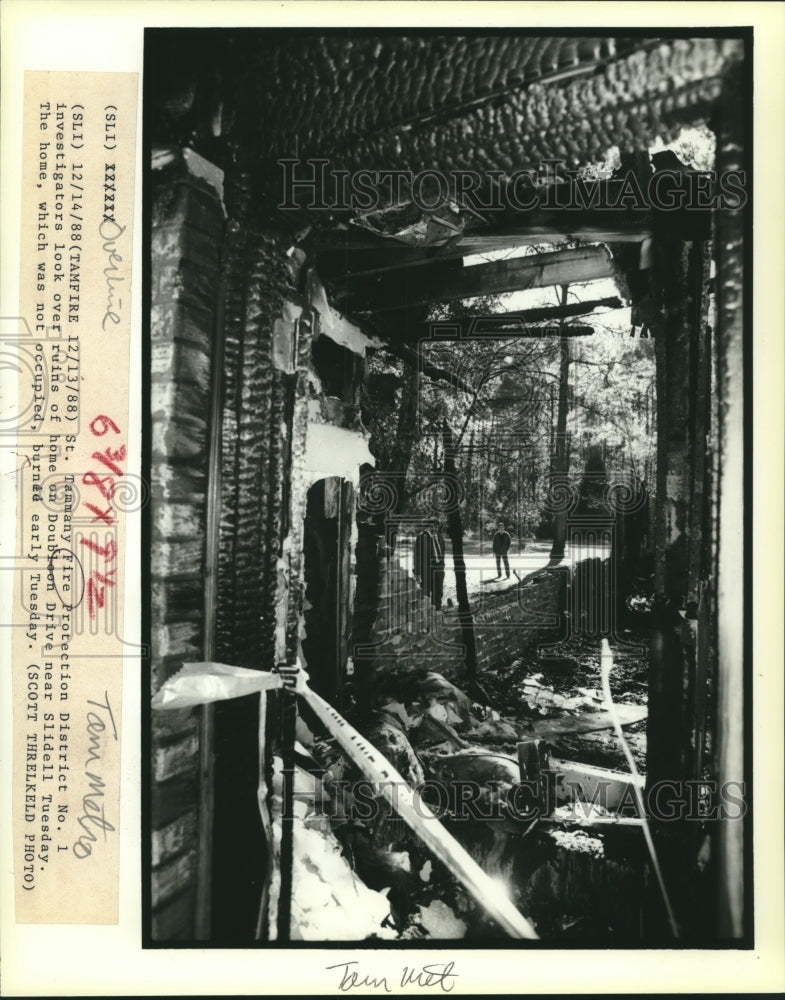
[414,522,446,609]
[492,521,511,579]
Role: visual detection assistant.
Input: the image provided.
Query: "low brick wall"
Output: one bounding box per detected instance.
[352,537,567,687]
[470,568,568,673]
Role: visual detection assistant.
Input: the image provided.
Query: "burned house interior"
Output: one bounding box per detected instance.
[145,31,748,946]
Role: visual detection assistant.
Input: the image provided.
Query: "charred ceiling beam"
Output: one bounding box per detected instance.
[424,320,595,339]
[335,244,615,313]
[313,215,649,282]
[305,172,713,268]
[351,296,616,349]
[374,297,622,344]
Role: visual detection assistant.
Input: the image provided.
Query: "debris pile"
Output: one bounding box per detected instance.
[270,636,650,941]
[267,758,399,941]
[266,754,473,940]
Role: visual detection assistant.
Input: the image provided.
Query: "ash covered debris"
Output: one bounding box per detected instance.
[264,635,653,942]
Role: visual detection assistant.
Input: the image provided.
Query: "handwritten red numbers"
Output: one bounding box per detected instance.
[83,414,126,525]
[81,537,118,619]
[80,414,125,619]
[89,414,120,436]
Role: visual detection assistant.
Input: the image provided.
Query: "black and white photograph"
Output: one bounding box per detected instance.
[143,27,752,950]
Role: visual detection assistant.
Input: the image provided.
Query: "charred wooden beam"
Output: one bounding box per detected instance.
[307,171,713,265]
[336,245,616,313]
[422,318,596,341]
[356,297,617,348]
[424,295,621,329]
[312,213,652,280]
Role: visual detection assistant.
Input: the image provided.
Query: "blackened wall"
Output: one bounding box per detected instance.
[149,149,225,939]
[208,178,301,944]
[225,36,740,193]
[149,151,305,941]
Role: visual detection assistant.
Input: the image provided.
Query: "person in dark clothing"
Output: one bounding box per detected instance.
[413,522,446,609]
[492,521,511,579]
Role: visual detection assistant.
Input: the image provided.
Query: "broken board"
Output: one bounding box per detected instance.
[549,757,645,812]
[524,704,647,739]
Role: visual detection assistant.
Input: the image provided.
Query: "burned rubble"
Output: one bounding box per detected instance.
[259,556,657,942]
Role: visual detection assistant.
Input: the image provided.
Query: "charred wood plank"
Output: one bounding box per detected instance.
[360,298,617,349]
[422,296,621,332]
[525,703,647,738]
[337,245,615,313]
[380,321,595,356]
[312,213,651,279]
[308,175,711,268]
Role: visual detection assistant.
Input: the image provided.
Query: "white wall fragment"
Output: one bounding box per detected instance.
[308,273,382,356]
[303,419,374,486]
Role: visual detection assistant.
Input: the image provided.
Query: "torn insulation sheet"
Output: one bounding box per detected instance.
[151,661,285,710]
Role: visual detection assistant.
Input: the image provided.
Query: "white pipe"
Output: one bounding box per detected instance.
[600,638,680,938]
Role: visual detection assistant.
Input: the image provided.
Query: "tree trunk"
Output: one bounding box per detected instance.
[550,286,571,561]
[442,422,489,702]
[338,245,615,313]
[385,358,420,551]
[466,428,476,532]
